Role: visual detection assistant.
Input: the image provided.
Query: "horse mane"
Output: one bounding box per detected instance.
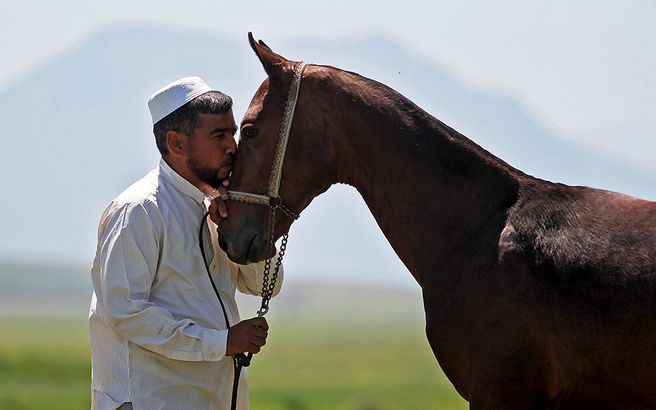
[317,64,534,182]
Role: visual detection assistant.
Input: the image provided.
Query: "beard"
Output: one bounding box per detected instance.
[186,154,227,189]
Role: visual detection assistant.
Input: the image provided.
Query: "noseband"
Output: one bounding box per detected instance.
[227,61,307,220]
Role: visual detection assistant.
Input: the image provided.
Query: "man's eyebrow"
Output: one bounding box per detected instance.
[209,127,237,135]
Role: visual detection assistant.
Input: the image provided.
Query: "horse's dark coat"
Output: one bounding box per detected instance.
[217,34,656,408]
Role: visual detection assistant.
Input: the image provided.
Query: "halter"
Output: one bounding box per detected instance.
[227,61,307,221]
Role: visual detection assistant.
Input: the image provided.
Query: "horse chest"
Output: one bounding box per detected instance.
[420,261,551,397]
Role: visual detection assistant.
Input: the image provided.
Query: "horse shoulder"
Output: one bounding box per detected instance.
[498,182,656,302]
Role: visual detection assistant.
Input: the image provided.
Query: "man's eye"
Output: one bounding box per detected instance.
[241,126,259,139]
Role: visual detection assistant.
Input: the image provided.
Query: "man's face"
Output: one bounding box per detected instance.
[185,111,238,189]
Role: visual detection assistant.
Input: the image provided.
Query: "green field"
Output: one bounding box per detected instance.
[0,319,92,410]
[0,263,467,409]
[249,320,467,410]
[0,317,466,410]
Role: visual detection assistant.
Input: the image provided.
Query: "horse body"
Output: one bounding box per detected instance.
[218,34,656,408]
[325,67,656,408]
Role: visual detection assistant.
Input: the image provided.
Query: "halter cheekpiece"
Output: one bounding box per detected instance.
[227,61,307,220]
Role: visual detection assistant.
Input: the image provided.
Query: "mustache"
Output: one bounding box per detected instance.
[220,155,235,168]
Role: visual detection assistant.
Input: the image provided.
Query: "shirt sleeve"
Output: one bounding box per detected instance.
[98,202,227,362]
[233,251,284,297]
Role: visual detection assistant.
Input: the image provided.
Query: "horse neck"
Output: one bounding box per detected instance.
[322,72,521,287]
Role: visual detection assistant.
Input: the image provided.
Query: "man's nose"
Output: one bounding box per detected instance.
[225,138,237,155]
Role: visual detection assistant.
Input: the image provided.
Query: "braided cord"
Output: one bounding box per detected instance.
[267,62,307,198]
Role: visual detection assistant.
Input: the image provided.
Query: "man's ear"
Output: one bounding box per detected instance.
[166,130,186,157]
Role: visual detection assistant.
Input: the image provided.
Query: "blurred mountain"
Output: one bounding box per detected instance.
[0,261,91,318]
[1,27,654,289]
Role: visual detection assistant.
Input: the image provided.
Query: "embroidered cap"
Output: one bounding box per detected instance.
[148,76,214,125]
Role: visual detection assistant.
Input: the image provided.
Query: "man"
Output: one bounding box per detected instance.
[89,77,282,409]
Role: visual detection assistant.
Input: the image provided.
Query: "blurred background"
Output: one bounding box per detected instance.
[0,1,654,408]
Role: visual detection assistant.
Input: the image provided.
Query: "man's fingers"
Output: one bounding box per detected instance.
[251,336,267,347]
[226,317,271,356]
[253,327,268,339]
[251,329,268,341]
[248,317,269,331]
[209,196,228,220]
[217,185,229,201]
[217,200,228,218]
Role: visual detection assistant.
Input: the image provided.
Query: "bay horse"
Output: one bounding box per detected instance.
[216,33,656,409]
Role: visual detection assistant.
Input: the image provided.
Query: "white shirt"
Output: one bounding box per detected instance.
[89,159,282,410]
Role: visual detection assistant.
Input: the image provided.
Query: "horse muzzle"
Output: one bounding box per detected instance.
[217,227,272,264]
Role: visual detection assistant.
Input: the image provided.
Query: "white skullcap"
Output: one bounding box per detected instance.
[148,76,215,125]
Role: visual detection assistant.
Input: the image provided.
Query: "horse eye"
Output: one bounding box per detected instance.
[241,126,259,140]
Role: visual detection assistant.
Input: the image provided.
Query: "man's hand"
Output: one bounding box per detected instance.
[226,317,269,356]
[209,179,230,225]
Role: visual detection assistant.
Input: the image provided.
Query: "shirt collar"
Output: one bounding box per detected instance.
[158,158,207,206]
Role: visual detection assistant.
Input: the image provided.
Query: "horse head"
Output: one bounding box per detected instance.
[217,33,339,264]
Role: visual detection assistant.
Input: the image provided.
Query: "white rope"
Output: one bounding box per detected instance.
[268,62,307,197]
[226,191,270,205]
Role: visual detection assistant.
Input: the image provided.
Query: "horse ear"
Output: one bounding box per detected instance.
[257,39,273,52]
[248,32,292,79]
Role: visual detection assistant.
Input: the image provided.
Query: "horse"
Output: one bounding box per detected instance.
[216,33,656,409]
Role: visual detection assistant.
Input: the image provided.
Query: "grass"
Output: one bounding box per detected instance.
[249,320,467,410]
[0,316,467,410]
[0,319,91,410]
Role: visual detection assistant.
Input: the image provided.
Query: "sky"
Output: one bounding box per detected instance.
[1,0,655,287]
[2,1,654,143]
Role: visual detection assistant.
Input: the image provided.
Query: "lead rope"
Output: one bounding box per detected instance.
[199,210,287,410]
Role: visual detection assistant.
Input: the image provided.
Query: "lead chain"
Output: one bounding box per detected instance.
[257,207,287,317]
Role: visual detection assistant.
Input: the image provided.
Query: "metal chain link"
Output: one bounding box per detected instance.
[257,205,290,317]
